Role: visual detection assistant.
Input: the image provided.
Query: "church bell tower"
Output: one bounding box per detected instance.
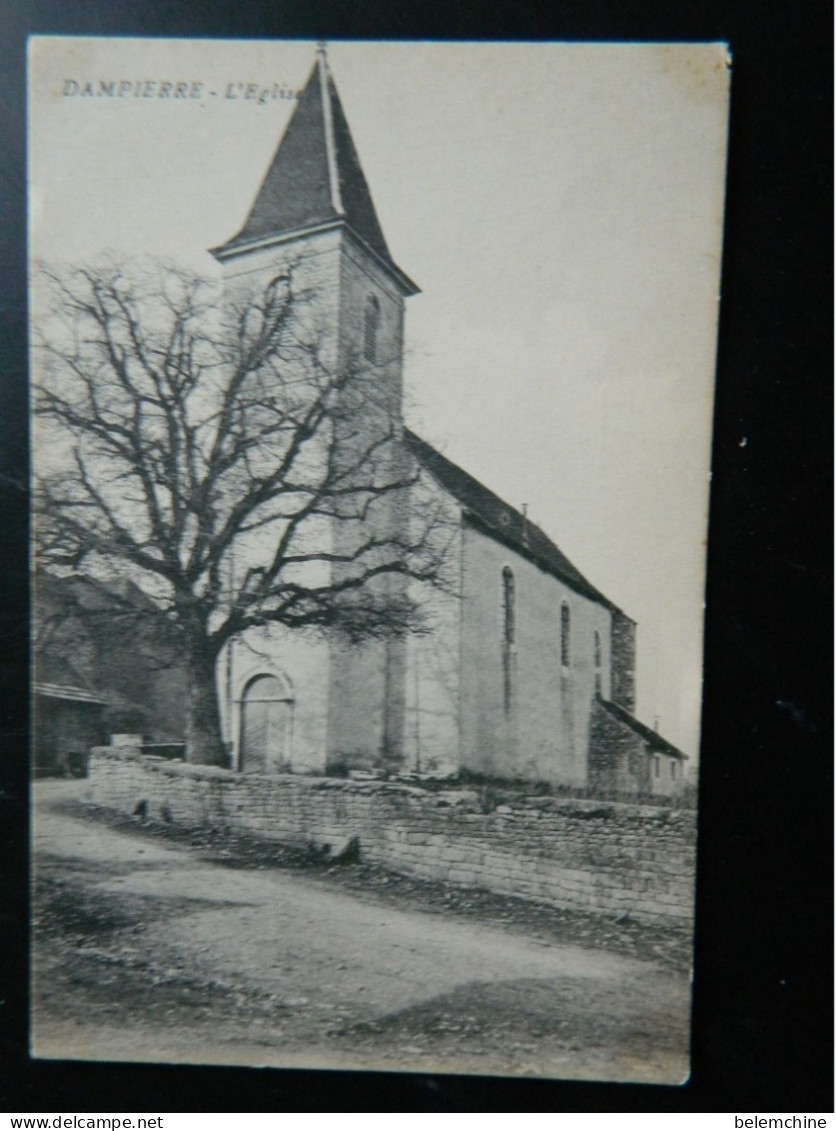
[211,45,418,415]
[211,46,419,773]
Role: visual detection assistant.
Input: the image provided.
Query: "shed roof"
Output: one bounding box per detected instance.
[596,695,688,759]
[34,682,107,706]
[34,654,106,706]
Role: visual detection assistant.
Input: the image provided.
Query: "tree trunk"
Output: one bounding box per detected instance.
[184,635,228,767]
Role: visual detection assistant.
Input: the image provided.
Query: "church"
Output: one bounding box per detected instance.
[210,48,687,798]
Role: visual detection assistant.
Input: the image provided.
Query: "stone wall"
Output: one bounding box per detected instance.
[88,746,697,925]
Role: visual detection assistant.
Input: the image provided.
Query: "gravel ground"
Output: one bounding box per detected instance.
[32,780,693,1083]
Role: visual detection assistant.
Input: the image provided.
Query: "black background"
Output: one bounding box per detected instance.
[0,0,831,1114]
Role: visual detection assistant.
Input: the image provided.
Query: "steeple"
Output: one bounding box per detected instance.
[212,46,418,295]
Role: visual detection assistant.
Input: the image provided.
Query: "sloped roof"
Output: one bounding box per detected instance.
[36,570,160,615]
[403,428,626,614]
[212,50,418,295]
[34,654,106,706]
[596,695,688,759]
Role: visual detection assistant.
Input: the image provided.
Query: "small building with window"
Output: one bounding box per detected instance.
[588,696,689,797]
[34,656,106,777]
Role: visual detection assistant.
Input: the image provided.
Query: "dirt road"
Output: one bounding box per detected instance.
[32,780,691,1083]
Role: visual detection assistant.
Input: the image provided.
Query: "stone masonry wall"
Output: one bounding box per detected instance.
[459,523,614,788]
[88,747,697,925]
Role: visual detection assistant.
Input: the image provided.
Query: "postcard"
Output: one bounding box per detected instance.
[30,38,729,1082]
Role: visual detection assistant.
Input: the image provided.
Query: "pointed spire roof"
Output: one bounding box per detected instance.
[212,47,418,294]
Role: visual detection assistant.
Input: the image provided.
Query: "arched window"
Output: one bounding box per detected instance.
[593,629,602,695]
[264,272,289,309]
[560,601,571,669]
[364,294,380,363]
[502,566,515,711]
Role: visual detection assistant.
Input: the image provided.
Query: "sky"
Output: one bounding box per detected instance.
[29,39,730,757]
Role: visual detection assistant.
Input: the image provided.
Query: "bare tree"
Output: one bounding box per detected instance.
[34,259,456,766]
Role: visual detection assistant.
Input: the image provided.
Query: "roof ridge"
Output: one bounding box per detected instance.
[403,428,625,615]
[318,51,344,217]
[402,427,518,524]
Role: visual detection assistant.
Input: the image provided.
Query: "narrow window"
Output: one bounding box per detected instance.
[364,294,380,363]
[502,567,516,647]
[560,601,571,669]
[670,759,677,779]
[654,756,661,777]
[593,629,602,695]
[502,566,515,711]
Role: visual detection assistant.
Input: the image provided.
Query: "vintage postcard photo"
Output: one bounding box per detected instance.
[30,38,729,1082]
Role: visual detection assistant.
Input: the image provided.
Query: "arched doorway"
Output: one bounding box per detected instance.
[239,673,293,774]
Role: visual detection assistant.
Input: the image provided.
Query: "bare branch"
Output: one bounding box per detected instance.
[33,256,458,762]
